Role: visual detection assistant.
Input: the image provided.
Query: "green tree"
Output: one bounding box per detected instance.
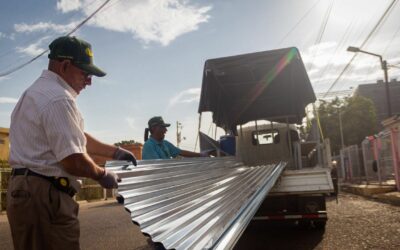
[316,98,344,155]
[316,95,377,155]
[114,139,137,146]
[341,95,378,147]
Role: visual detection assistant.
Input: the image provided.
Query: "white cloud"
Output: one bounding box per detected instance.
[388,56,400,66]
[57,0,82,13]
[169,87,200,107]
[300,41,400,91]
[306,42,337,53]
[16,36,50,57]
[0,76,10,82]
[0,97,18,104]
[302,41,350,69]
[14,21,79,34]
[0,32,15,40]
[81,0,212,46]
[14,0,211,46]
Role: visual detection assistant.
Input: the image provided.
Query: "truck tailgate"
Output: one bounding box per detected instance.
[270,168,334,195]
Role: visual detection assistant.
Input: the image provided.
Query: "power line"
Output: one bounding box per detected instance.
[382,8,400,56]
[0,0,103,59]
[314,16,356,85]
[316,89,353,99]
[307,0,334,73]
[0,0,112,77]
[364,0,399,51]
[322,0,398,97]
[276,0,321,47]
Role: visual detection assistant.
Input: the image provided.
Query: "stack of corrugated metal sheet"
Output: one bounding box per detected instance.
[109,157,285,250]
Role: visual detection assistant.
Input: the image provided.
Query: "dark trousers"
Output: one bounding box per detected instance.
[7,175,80,250]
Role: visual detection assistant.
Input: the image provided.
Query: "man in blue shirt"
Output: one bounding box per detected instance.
[142,116,203,160]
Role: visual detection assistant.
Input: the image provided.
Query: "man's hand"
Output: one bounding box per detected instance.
[113,147,137,166]
[98,169,121,189]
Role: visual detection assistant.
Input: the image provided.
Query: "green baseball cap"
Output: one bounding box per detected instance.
[48,36,106,77]
[148,116,170,128]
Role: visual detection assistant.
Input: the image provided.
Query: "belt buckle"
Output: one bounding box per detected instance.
[54,177,76,197]
[57,177,70,188]
[54,177,70,192]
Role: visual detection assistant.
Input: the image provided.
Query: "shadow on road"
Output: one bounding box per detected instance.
[234,221,325,250]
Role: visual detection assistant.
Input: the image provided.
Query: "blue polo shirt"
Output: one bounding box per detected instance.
[142,137,181,160]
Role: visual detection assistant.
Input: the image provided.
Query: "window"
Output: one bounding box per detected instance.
[252,129,280,145]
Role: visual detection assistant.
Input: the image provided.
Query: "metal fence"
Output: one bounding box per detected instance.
[337,145,363,183]
[333,130,397,186]
[361,131,395,184]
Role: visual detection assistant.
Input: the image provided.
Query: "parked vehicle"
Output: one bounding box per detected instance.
[198,47,334,229]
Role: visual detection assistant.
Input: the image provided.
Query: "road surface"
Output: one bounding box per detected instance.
[1,193,399,249]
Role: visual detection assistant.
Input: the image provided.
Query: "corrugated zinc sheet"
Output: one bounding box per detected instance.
[110,157,285,250]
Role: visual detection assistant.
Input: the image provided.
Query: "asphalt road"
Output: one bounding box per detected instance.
[1,193,399,250]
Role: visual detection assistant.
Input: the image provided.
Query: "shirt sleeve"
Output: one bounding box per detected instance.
[165,140,181,158]
[40,98,87,161]
[142,141,161,160]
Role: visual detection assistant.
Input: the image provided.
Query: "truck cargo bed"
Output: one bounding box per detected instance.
[271,168,334,195]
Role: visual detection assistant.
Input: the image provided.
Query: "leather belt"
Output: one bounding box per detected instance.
[11,168,77,197]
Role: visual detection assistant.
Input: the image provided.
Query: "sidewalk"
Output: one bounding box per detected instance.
[340,183,400,206]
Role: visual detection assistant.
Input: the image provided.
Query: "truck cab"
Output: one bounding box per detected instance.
[237,123,299,167]
[234,122,333,229]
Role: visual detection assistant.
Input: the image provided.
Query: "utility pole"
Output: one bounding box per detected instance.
[338,107,345,150]
[176,121,182,147]
[382,60,392,117]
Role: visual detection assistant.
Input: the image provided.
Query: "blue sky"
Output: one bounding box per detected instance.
[1,0,400,150]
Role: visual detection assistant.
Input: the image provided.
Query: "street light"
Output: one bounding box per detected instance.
[347,46,392,117]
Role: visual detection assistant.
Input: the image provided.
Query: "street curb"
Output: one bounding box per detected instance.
[340,185,400,207]
[371,192,400,206]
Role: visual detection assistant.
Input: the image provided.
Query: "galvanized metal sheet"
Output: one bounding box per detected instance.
[109,157,285,250]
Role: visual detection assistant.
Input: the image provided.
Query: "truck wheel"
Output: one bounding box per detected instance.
[313,220,326,230]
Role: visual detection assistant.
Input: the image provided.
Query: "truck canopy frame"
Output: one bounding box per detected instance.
[198,47,316,134]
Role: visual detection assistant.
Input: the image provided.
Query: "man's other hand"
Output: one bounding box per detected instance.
[113,147,137,166]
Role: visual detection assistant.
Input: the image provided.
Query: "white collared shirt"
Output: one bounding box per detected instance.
[9,70,86,190]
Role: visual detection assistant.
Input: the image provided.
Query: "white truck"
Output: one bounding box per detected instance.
[197,47,334,229]
[235,123,334,229]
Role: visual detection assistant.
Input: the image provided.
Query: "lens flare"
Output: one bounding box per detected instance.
[235,48,298,123]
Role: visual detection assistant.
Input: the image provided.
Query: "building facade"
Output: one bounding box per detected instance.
[354,79,400,128]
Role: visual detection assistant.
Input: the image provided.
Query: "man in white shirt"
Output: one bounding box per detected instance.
[7,36,136,250]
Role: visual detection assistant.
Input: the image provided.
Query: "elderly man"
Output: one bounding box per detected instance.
[142,116,204,160]
[7,36,136,250]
